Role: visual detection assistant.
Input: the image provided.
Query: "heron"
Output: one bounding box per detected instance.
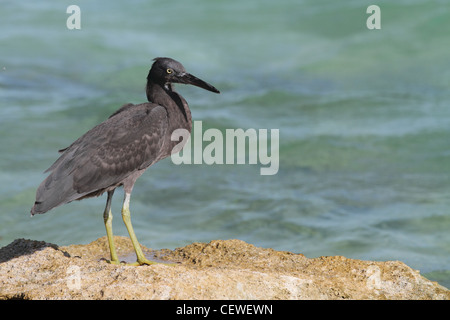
[30,57,220,265]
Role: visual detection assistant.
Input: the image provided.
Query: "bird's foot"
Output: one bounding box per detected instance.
[132,257,178,266]
[100,258,123,265]
[101,257,177,266]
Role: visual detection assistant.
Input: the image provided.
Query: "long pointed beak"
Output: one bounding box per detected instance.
[176,73,220,94]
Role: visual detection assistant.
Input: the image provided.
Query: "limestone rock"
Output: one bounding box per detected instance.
[0,237,448,300]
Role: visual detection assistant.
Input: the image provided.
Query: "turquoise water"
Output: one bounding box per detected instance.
[1,1,449,288]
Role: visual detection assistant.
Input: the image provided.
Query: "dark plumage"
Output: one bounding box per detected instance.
[31,57,220,265]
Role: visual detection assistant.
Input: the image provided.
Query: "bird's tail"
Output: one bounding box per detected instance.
[30,201,45,216]
[30,170,81,216]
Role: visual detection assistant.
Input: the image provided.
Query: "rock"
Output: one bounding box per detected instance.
[0,237,448,300]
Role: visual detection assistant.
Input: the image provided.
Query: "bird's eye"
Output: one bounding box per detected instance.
[166,68,173,74]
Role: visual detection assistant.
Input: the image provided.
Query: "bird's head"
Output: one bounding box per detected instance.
[148,57,220,94]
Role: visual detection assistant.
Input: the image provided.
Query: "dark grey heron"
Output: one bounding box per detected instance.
[31,57,220,265]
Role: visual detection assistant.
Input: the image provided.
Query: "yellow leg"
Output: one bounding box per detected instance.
[121,193,159,266]
[103,191,119,264]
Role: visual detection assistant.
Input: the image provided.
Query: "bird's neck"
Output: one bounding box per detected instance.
[146,79,166,104]
[146,79,192,128]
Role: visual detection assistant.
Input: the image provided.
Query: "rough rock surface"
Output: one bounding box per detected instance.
[0,236,448,300]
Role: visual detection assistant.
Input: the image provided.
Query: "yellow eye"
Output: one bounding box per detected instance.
[166,68,173,74]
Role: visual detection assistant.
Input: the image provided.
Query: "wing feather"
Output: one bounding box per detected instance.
[73,104,168,193]
[31,103,168,214]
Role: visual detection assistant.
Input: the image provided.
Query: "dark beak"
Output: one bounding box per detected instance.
[176,73,220,94]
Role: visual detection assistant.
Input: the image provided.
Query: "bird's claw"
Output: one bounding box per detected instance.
[101,257,177,266]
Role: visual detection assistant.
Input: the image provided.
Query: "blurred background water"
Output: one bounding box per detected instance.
[1,0,449,288]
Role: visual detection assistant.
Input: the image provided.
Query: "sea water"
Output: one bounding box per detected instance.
[0,0,449,288]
